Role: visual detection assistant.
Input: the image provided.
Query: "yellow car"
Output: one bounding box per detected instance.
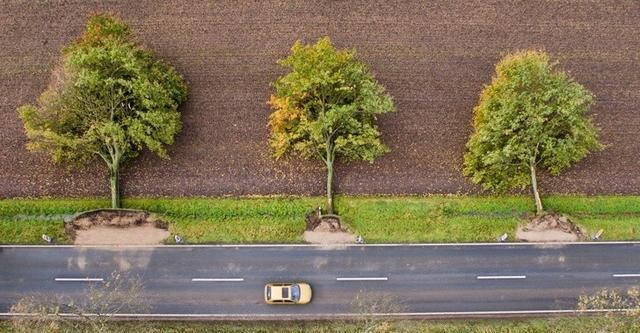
[264,282,312,304]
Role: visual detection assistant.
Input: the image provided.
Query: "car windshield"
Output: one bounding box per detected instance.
[266,286,271,300]
[291,284,300,301]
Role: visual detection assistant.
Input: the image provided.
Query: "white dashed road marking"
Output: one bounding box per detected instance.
[476,275,526,280]
[612,274,640,278]
[336,277,388,281]
[191,278,245,282]
[54,277,104,282]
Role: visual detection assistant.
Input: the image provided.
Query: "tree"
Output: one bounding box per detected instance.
[463,50,602,214]
[268,37,394,214]
[18,14,187,208]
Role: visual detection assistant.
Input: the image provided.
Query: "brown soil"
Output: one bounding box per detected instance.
[303,230,356,244]
[516,213,586,242]
[312,217,342,232]
[74,225,170,245]
[303,208,356,243]
[305,208,343,232]
[1,1,639,198]
[66,209,170,245]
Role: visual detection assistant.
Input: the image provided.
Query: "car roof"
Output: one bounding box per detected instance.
[269,284,292,300]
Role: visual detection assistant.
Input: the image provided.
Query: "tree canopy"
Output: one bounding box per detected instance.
[18,13,187,208]
[268,37,394,214]
[463,50,602,214]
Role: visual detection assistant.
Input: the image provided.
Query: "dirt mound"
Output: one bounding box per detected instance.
[305,208,344,232]
[516,213,586,242]
[65,209,169,245]
[303,208,355,244]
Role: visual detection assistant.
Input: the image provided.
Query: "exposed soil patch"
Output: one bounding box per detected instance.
[516,213,586,242]
[303,231,356,244]
[66,209,170,245]
[303,208,356,244]
[74,224,170,245]
[305,208,343,232]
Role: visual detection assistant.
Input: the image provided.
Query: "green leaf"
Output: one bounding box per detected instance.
[16,13,188,206]
[464,50,602,200]
[268,37,395,164]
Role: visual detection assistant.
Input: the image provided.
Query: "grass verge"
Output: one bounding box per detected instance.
[1,316,639,333]
[0,195,639,244]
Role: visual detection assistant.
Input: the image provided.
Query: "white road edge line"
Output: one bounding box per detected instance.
[54,278,104,282]
[336,277,388,281]
[4,241,640,248]
[191,278,244,282]
[0,309,634,318]
[477,275,526,280]
[612,274,640,278]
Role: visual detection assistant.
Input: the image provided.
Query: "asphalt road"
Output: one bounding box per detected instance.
[1,243,640,318]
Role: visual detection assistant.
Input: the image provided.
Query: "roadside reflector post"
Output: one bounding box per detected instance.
[592,229,604,241]
[497,233,508,242]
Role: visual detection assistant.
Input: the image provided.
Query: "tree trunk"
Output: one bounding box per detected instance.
[110,162,121,209]
[326,146,335,215]
[530,163,543,215]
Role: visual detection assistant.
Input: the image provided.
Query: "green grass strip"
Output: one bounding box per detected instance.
[0,195,639,244]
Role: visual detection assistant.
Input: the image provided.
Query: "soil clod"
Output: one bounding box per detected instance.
[65,209,169,245]
[304,207,355,244]
[305,208,343,232]
[516,213,586,242]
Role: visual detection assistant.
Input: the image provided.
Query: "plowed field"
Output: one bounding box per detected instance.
[1,0,639,197]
